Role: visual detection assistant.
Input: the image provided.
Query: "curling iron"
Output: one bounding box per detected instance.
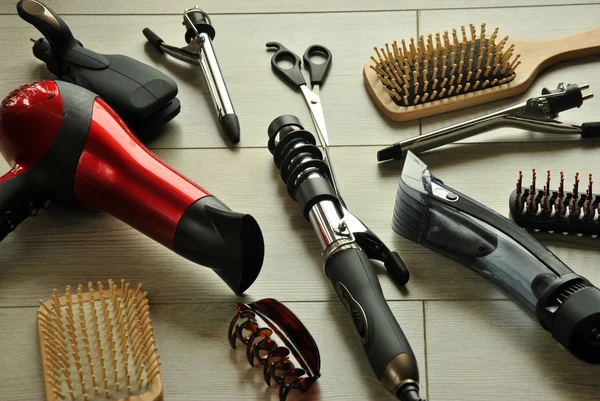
[393,151,600,363]
[0,80,264,294]
[268,115,424,401]
[143,7,240,144]
[378,82,600,162]
[17,0,180,136]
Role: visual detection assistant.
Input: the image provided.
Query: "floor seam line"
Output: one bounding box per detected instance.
[1,3,598,16]
[423,300,431,401]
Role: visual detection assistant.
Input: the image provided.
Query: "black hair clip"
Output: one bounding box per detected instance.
[228,298,321,400]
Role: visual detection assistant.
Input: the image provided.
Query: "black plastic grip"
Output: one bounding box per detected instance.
[142,28,164,52]
[378,143,404,162]
[541,83,583,115]
[325,247,418,379]
[183,9,215,43]
[0,173,35,242]
[266,42,306,88]
[17,0,77,51]
[581,122,600,138]
[302,45,332,86]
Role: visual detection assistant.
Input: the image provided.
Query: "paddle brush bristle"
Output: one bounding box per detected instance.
[370,23,521,106]
[37,279,163,401]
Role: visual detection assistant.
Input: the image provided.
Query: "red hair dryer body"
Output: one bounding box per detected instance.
[0,81,263,294]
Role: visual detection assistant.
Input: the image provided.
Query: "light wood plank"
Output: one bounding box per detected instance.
[3,144,600,307]
[0,11,418,149]
[425,300,600,401]
[1,0,598,14]
[0,301,426,401]
[0,146,504,307]
[416,4,600,144]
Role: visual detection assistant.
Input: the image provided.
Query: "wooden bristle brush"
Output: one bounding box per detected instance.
[364,23,600,121]
[37,280,163,401]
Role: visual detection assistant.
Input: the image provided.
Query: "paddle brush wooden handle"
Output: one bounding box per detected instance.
[518,27,600,80]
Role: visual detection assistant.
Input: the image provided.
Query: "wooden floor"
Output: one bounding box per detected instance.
[1,1,600,400]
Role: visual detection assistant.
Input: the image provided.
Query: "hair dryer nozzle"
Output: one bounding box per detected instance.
[174,196,264,295]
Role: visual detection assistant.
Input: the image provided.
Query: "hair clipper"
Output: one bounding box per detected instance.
[393,151,600,363]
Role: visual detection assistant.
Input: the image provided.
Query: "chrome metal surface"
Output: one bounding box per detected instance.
[198,33,236,117]
[301,85,329,147]
[396,102,526,158]
[388,83,594,159]
[308,200,352,251]
[158,41,201,65]
[396,102,583,159]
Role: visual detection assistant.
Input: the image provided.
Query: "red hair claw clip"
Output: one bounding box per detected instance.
[228,298,321,400]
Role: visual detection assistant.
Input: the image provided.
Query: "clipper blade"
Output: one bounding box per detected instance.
[510,169,600,237]
[228,298,320,401]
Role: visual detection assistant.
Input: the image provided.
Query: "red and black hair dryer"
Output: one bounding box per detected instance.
[0,80,264,294]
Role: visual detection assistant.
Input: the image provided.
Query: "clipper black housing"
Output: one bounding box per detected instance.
[394,152,600,363]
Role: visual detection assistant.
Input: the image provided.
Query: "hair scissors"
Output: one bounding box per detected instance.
[266,42,333,148]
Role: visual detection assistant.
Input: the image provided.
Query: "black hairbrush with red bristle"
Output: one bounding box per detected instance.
[509,169,600,237]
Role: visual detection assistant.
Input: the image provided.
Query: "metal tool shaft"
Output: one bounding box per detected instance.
[198,33,235,118]
[308,200,353,253]
[392,102,581,159]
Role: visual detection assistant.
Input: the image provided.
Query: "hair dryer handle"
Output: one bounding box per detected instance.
[0,169,51,242]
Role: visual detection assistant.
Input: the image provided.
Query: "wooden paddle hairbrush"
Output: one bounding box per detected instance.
[37,280,162,401]
[364,24,600,122]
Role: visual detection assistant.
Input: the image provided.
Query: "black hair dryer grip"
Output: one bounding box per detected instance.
[17,0,78,50]
[266,42,306,88]
[0,172,50,242]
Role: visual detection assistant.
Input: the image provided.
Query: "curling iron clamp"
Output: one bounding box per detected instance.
[143,7,240,144]
[378,82,600,162]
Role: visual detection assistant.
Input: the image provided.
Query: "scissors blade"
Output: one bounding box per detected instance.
[300,85,329,148]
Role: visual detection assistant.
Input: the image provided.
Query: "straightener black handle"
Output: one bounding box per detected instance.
[17,0,78,51]
[325,248,419,382]
[581,122,600,138]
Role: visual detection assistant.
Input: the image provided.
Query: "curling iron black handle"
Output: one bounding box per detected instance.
[142,28,164,52]
[325,247,420,397]
[17,0,77,51]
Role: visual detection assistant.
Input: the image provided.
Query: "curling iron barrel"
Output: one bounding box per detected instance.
[143,6,240,143]
[0,81,264,294]
[268,115,424,401]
